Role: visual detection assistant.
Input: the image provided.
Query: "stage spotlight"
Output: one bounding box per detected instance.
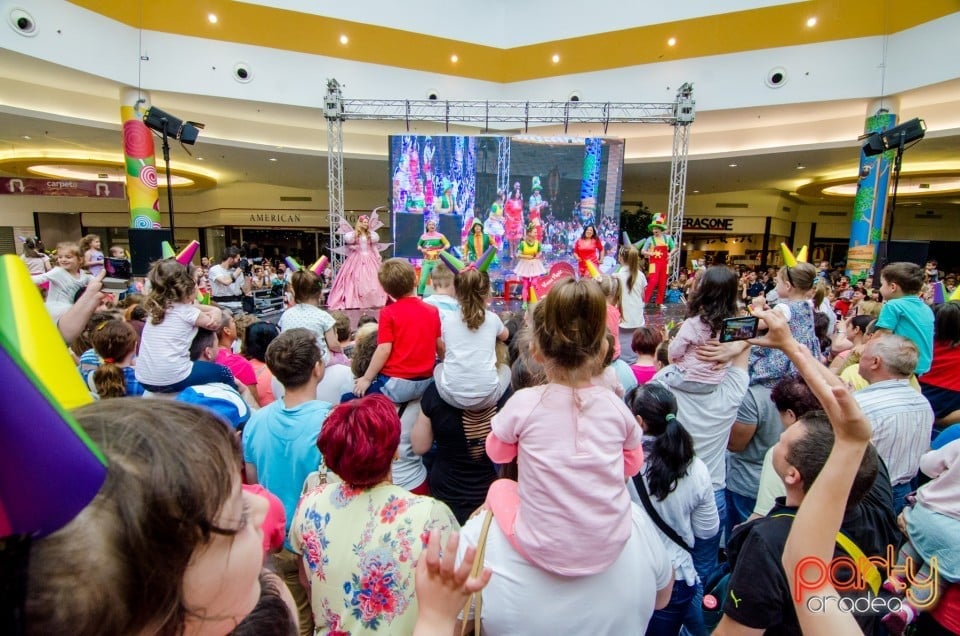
[143,106,203,145]
[862,117,925,156]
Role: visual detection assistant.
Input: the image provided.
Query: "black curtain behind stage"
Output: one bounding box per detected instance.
[393,213,463,259]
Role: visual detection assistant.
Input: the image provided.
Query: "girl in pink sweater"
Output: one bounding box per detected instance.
[485,278,643,575]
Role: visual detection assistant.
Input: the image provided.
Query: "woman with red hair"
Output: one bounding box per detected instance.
[289,394,458,635]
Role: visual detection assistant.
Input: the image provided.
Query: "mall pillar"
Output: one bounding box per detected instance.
[845,99,899,283]
[119,88,160,229]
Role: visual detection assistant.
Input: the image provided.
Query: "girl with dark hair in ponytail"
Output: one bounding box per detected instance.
[625,383,719,636]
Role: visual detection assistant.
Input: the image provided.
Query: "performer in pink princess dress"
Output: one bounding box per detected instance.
[327,209,391,310]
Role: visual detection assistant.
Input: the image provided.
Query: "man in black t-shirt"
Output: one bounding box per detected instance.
[714,413,900,636]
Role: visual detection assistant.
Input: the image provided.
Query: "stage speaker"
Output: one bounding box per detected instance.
[129,228,173,276]
[392,213,463,259]
[876,240,929,269]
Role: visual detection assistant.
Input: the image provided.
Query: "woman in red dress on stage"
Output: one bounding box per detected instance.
[573,224,603,278]
[503,182,525,255]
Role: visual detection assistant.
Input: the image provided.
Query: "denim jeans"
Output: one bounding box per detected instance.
[381,376,433,403]
[682,490,727,636]
[647,580,698,636]
[891,481,913,516]
[724,489,757,539]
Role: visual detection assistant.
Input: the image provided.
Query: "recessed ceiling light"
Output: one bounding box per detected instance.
[22,135,31,140]
[339,34,349,45]
[551,54,560,64]
[806,17,817,27]
[450,54,458,63]
[693,189,699,193]
[796,163,806,170]
[268,157,277,162]
[208,13,218,24]
[667,37,677,47]
[196,157,204,161]
[729,163,738,168]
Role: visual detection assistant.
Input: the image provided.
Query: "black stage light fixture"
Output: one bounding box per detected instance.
[143,106,203,145]
[141,106,205,241]
[861,117,926,156]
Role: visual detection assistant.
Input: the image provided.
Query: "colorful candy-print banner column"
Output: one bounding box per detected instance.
[120,89,160,229]
[846,109,897,283]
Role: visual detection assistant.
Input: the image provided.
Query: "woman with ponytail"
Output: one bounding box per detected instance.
[90,320,144,398]
[625,383,718,636]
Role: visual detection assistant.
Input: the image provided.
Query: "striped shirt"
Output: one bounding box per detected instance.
[854,379,934,486]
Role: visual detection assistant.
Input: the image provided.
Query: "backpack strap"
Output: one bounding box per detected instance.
[770,513,881,595]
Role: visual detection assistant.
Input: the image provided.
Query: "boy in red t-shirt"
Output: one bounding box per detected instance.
[353,258,441,402]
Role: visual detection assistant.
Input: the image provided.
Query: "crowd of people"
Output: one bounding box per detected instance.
[8,227,960,636]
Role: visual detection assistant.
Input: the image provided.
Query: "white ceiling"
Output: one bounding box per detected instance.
[1,37,959,209]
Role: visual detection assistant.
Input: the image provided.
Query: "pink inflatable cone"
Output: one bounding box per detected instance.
[175,240,199,266]
[310,256,329,275]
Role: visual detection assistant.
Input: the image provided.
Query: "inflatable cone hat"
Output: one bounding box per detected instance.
[932,281,946,305]
[175,240,199,266]
[310,256,329,275]
[0,256,93,411]
[950,284,960,302]
[161,241,175,259]
[780,243,798,268]
[0,256,105,538]
[528,286,539,304]
[284,256,302,272]
[438,250,465,274]
[477,246,497,272]
[585,259,602,281]
[795,246,809,263]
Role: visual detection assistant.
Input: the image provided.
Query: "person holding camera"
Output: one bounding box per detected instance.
[209,247,251,312]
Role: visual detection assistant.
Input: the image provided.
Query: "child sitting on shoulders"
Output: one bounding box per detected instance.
[875,262,935,376]
[433,267,510,409]
[485,278,643,575]
[135,260,231,393]
[353,258,441,403]
[664,265,739,390]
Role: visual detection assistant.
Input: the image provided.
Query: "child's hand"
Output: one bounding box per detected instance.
[413,530,492,635]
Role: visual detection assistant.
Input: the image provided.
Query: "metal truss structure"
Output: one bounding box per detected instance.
[323,80,695,279]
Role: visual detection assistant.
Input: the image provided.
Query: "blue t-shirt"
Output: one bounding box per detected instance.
[876,295,935,375]
[242,398,333,550]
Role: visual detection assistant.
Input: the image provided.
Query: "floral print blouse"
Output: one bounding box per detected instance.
[290,482,458,635]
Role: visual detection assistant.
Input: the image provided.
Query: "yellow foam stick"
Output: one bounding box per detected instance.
[528,287,539,304]
[780,243,798,267]
[585,259,601,280]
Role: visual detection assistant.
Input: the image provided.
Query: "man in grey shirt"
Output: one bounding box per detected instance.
[725,383,784,537]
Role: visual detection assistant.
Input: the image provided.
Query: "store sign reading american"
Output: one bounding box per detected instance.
[249,213,302,223]
[682,217,734,231]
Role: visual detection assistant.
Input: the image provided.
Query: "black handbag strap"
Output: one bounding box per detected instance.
[633,473,694,553]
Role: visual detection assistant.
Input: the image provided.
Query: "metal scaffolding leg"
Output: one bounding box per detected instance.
[324,79,346,274]
[666,83,695,282]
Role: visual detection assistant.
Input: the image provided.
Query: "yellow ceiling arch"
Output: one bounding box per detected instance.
[69,0,959,82]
